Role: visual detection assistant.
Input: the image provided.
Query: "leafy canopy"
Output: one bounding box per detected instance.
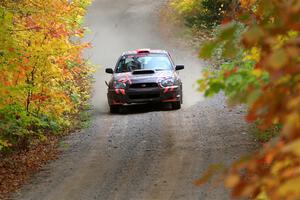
[0,0,93,151]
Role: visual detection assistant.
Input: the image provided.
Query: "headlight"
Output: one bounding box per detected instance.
[160,78,175,87]
[114,81,127,89]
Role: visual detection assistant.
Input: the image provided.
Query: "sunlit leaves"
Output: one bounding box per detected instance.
[240,0,257,8]
[0,0,93,151]
[198,60,268,106]
[171,0,234,28]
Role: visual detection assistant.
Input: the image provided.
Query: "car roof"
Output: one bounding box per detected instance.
[121,49,169,56]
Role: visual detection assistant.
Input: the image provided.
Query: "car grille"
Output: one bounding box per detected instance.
[129,83,159,89]
[129,93,160,100]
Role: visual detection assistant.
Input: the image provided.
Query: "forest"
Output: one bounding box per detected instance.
[1,0,300,199]
[0,0,93,151]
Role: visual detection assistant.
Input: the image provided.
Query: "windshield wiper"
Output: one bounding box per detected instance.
[155,69,168,71]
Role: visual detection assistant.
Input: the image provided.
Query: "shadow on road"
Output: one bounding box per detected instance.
[92,103,177,117]
[118,103,174,115]
[103,103,174,115]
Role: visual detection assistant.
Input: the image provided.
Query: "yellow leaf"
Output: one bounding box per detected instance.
[225,174,240,188]
[240,0,257,8]
[283,138,300,156]
[244,47,261,62]
[271,159,292,176]
[278,177,300,198]
[256,190,270,200]
[252,69,263,77]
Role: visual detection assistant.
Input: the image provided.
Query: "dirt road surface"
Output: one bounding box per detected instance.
[13,0,256,199]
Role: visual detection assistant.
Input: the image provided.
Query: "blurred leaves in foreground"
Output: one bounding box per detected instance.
[172,0,300,199]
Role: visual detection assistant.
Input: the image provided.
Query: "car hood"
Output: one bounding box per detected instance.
[113,70,176,84]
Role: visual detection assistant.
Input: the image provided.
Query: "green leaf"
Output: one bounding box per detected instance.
[199,41,218,59]
[222,41,239,58]
[219,23,239,41]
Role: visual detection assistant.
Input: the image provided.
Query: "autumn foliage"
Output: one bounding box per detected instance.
[173,0,300,199]
[220,1,300,199]
[0,0,93,151]
[170,0,235,28]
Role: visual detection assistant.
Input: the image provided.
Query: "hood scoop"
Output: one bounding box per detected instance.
[132,70,155,75]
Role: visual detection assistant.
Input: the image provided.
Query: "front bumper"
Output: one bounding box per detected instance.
[107,86,181,105]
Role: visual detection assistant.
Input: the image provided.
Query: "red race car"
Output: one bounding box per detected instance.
[105,49,184,113]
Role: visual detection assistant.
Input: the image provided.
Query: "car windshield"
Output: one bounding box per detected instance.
[115,54,173,73]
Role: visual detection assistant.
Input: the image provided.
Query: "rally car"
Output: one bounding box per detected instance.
[105,49,184,113]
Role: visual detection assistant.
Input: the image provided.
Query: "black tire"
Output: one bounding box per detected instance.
[172,101,181,110]
[180,87,183,104]
[110,105,120,114]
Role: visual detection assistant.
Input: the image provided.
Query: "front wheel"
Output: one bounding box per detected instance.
[110,105,120,114]
[172,101,181,110]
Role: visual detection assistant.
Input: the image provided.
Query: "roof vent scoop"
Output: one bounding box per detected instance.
[132,70,155,75]
[136,49,151,54]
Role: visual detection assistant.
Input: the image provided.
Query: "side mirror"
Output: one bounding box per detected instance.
[105,68,114,74]
[175,65,184,71]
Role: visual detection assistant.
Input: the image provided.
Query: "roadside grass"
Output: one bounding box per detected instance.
[0,103,93,200]
[78,105,93,129]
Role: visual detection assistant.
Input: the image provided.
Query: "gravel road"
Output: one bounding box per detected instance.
[13,0,256,199]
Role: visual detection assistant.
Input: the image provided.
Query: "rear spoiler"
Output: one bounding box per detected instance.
[137,49,151,54]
